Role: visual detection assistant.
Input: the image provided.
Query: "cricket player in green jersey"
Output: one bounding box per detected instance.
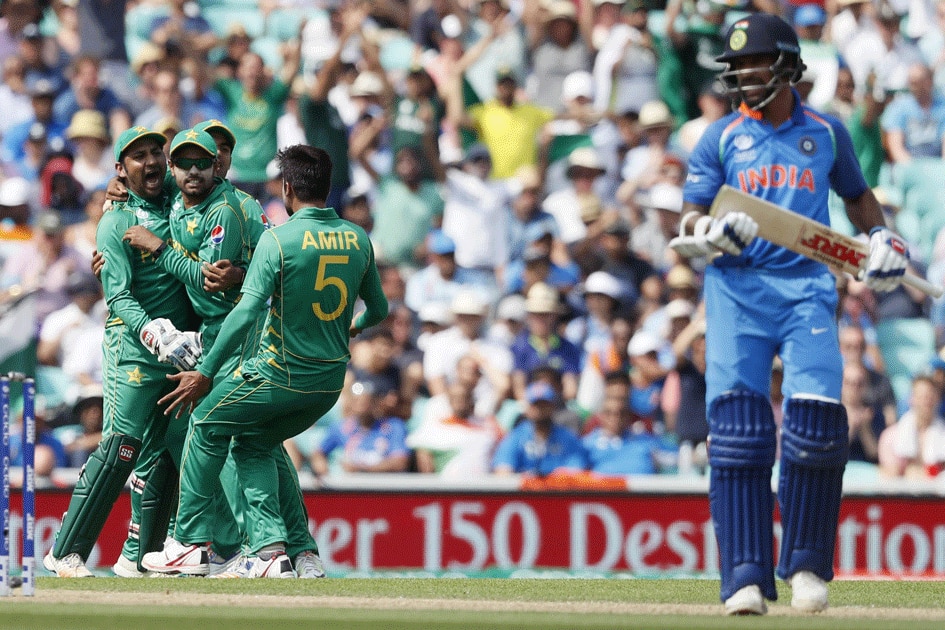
[44,127,202,578]
[125,129,323,577]
[144,144,388,577]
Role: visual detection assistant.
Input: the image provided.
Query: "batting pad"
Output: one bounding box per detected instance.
[777,397,848,582]
[53,434,142,560]
[708,390,778,602]
[135,451,179,570]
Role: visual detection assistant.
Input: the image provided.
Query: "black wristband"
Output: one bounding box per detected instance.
[154,241,168,258]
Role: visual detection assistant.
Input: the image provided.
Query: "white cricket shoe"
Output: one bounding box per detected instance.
[724,585,767,616]
[112,554,149,577]
[208,554,251,579]
[43,550,93,578]
[294,551,326,578]
[790,570,829,612]
[245,552,296,578]
[142,539,210,576]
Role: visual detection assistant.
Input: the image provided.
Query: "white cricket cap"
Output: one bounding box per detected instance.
[627,330,664,357]
[646,183,683,213]
[561,71,594,104]
[450,290,488,316]
[418,302,454,326]
[0,177,31,207]
[665,299,695,319]
[584,271,623,299]
[496,294,527,322]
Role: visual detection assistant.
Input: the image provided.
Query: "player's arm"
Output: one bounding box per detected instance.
[350,241,390,336]
[98,210,151,333]
[156,205,248,293]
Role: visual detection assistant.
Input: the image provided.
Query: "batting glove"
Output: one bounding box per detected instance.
[861,227,909,292]
[140,319,203,371]
[669,215,716,259]
[705,211,758,256]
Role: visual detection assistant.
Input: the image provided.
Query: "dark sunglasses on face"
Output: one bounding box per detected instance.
[172,157,214,170]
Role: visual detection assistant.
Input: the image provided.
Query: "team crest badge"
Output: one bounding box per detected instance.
[733,134,753,150]
[729,30,747,51]
[210,224,225,246]
[799,136,817,155]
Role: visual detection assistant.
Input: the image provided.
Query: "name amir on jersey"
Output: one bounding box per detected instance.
[302,230,361,251]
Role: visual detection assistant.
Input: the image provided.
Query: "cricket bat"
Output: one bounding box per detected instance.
[709,185,943,298]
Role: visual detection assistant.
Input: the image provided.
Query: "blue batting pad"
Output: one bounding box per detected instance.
[777,397,848,582]
[708,390,778,602]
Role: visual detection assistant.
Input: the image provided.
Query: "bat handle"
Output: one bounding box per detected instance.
[903,273,944,299]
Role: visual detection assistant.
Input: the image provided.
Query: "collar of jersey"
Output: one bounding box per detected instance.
[737,89,804,126]
[292,206,339,220]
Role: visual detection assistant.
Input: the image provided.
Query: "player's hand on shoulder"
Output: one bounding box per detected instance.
[140,318,203,371]
[861,227,909,292]
[705,211,758,256]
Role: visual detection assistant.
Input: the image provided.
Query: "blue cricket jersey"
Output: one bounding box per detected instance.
[684,90,868,272]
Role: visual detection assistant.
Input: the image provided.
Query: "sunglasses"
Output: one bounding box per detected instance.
[172,157,214,170]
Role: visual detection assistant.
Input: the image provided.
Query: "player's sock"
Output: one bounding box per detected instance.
[257,544,286,560]
[708,391,778,602]
[777,397,847,582]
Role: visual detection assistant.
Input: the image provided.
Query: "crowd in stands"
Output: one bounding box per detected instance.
[2,0,945,486]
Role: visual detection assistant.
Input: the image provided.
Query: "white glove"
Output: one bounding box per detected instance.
[669,212,757,258]
[705,211,758,256]
[140,318,203,371]
[860,227,909,292]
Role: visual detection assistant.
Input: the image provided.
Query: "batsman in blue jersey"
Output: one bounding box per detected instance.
[671,13,912,616]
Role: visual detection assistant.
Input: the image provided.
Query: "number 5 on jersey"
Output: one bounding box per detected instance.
[313,255,349,321]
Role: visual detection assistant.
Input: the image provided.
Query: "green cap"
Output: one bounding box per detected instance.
[193,119,236,149]
[114,126,167,162]
[169,129,218,158]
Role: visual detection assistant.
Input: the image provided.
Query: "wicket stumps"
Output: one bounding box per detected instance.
[0,372,35,597]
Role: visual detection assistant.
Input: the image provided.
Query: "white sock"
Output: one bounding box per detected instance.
[257,544,285,560]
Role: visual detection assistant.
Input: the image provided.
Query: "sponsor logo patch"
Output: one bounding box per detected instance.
[210,224,225,246]
[119,445,136,461]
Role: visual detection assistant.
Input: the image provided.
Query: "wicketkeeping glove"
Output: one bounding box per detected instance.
[140,318,203,371]
[860,227,909,292]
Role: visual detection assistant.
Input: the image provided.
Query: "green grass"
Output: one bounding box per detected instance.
[0,578,941,630]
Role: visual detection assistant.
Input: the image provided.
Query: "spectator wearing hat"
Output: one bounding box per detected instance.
[55,385,105,468]
[312,380,411,475]
[405,229,477,314]
[65,109,111,193]
[565,270,624,358]
[626,329,669,433]
[464,0,528,104]
[543,147,608,246]
[665,263,700,302]
[423,289,514,402]
[487,293,528,348]
[629,182,685,271]
[506,164,560,263]
[591,0,658,117]
[408,378,503,477]
[10,121,50,183]
[492,380,587,475]
[2,77,67,166]
[440,143,508,296]
[446,56,554,180]
[529,1,592,112]
[37,270,104,368]
[0,176,34,250]
[1,208,86,329]
[416,301,454,352]
[620,99,682,199]
[511,282,582,402]
[53,55,131,142]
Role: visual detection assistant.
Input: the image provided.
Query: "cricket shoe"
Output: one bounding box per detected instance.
[113,554,150,578]
[245,552,296,578]
[789,570,829,612]
[294,551,326,578]
[208,554,251,579]
[43,550,93,578]
[724,585,767,616]
[142,539,210,576]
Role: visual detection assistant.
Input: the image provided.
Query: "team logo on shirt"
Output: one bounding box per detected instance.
[798,136,817,155]
[210,224,225,246]
[733,135,753,151]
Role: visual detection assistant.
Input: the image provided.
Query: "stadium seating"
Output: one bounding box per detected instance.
[876,317,936,405]
[891,158,945,263]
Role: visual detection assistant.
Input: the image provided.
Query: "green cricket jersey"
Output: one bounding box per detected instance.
[97,191,193,333]
[237,206,388,386]
[157,182,255,323]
